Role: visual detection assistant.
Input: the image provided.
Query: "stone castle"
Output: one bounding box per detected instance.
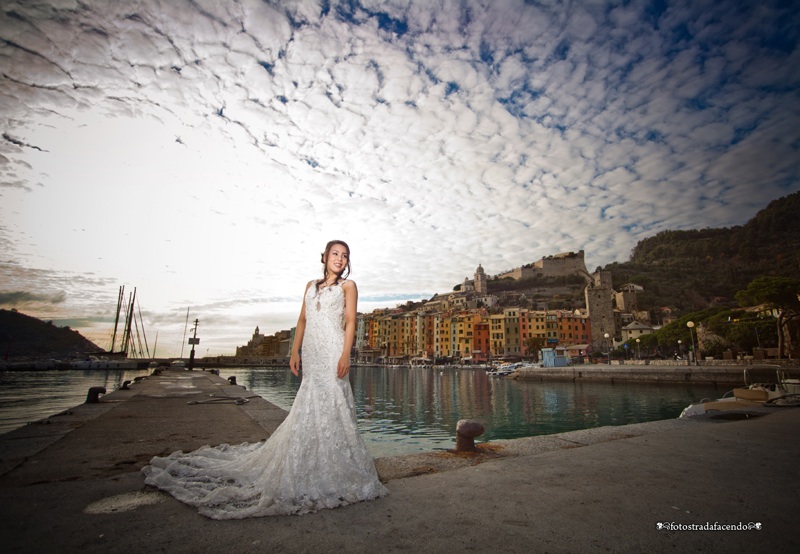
[496,250,589,280]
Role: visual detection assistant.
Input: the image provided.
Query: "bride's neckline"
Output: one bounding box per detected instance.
[318,278,344,290]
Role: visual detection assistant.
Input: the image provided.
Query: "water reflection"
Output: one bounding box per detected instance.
[0,369,151,435]
[1,366,722,458]
[222,365,722,458]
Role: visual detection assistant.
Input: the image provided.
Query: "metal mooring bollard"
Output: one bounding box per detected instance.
[85,386,107,404]
[228,376,237,385]
[455,419,485,452]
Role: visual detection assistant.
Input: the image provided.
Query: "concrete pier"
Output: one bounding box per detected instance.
[515,364,772,386]
[1,369,798,553]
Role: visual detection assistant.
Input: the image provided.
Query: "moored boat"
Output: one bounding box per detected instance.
[679,365,800,418]
[69,356,145,370]
[487,362,521,377]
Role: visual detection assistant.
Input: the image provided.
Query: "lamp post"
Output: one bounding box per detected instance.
[677,339,682,360]
[604,333,610,365]
[636,338,641,360]
[687,321,697,365]
[188,319,199,371]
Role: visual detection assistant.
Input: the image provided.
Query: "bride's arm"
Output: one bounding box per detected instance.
[338,280,358,378]
[290,281,313,376]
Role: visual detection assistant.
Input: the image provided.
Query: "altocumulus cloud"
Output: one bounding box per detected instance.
[0,0,798,354]
[0,290,66,306]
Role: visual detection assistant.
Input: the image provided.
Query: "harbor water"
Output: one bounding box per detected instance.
[0,365,723,457]
[0,368,152,436]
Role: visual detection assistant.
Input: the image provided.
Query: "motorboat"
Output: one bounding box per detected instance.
[680,366,800,418]
[487,362,521,377]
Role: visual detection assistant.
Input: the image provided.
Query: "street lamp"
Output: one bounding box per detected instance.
[636,338,641,360]
[677,339,682,360]
[604,333,610,365]
[687,321,697,365]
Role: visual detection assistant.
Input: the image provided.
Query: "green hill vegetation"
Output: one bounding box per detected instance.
[604,192,800,359]
[604,191,800,315]
[0,309,103,360]
[478,192,799,316]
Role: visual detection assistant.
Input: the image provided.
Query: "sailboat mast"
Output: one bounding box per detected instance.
[110,286,124,353]
[180,307,190,358]
[122,288,136,357]
[137,298,150,358]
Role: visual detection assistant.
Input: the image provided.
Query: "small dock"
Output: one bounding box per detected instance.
[1,369,798,553]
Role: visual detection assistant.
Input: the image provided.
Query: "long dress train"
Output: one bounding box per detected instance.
[142,281,388,519]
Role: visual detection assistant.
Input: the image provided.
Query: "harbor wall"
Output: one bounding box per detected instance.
[515,365,752,386]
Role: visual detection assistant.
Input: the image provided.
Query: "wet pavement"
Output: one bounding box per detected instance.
[1,369,797,553]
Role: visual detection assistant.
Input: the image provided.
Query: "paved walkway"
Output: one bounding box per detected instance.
[1,369,798,553]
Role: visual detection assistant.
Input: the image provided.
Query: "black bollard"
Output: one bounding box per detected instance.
[228,376,237,385]
[120,380,131,390]
[85,386,107,404]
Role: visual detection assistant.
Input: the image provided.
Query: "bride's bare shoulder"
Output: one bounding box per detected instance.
[341,279,357,293]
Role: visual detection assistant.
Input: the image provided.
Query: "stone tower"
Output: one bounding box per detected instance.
[584,270,615,352]
[474,264,487,295]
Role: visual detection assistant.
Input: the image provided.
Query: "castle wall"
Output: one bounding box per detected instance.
[498,250,588,281]
[537,250,588,278]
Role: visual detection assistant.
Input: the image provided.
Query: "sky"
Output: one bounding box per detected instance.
[1,0,799,357]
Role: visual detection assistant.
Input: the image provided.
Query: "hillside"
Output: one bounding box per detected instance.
[602,191,800,316]
[0,309,103,359]
[475,191,800,318]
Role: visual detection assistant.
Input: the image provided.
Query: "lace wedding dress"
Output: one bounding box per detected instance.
[142,281,388,519]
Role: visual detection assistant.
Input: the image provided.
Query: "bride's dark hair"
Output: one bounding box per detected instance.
[316,240,351,292]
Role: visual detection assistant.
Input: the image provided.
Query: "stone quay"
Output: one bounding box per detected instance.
[1,368,798,553]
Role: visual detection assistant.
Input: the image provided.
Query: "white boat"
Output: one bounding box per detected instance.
[680,366,800,418]
[170,359,187,368]
[487,362,521,377]
[69,356,142,370]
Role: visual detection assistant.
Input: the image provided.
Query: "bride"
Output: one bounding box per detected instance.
[143,240,388,519]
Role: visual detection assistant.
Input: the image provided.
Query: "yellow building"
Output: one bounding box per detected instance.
[450,312,477,361]
[434,314,452,358]
[489,313,505,357]
[503,308,521,356]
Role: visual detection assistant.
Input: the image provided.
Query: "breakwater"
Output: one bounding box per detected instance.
[515,364,786,386]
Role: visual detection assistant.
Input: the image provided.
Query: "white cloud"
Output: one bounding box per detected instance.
[1,0,798,354]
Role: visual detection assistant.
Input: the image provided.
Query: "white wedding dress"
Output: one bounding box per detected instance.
[142,281,388,519]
